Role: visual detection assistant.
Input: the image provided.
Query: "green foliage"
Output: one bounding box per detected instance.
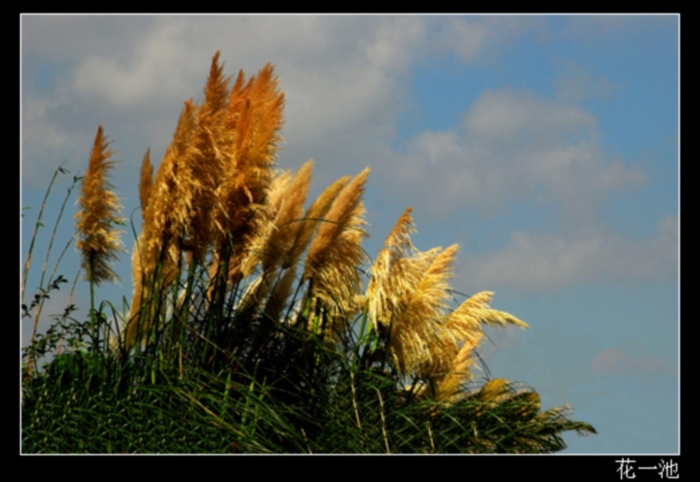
[21,257,595,453]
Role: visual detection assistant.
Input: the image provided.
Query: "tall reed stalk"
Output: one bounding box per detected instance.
[75,125,124,346]
[22,166,82,376]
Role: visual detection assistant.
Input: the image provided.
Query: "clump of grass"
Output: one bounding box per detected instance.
[21,51,595,453]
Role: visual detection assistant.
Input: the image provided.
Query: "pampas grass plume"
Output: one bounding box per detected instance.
[75,125,125,285]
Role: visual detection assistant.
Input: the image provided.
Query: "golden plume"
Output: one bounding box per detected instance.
[141,100,198,282]
[385,245,457,375]
[367,208,527,384]
[210,63,285,284]
[75,125,124,286]
[427,334,483,402]
[242,161,313,277]
[445,291,528,344]
[139,148,153,216]
[236,162,313,318]
[304,167,370,324]
[366,206,416,331]
[286,174,351,271]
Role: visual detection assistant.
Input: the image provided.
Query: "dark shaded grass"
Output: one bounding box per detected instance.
[22,265,595,454]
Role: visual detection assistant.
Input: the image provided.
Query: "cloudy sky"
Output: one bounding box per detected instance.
[20,14,679,454]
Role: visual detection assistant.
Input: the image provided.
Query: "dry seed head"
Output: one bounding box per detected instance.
[267,170,293,212]
[75,125,125,285]
[379,244,456,376]
[366,208,450,375]
[223,63,284,177]
[245,169,292,268]
[139,149,153,219]
[211,64,284,279]
[172,99,197,155]
[480,378,509,403]
[234,169,291,276]
[287,174,351,270]
[264,161,313,271]
[450,336,482,375]
[304,168,369,278]
[239,163,311,278]
[427,334,484,402]
[202,51,231,119]
[157,53,237,265]
[304,167,370,322]
[366,207,418,330]
[182,106,228,262]
[264,266,297,322]
[408,244,459,328]
[366,209,457,378]
[380,207,416,258]
[135,99,203,295]
[446,291,528,343]
[365,210,525,383]
[247,161,313,277]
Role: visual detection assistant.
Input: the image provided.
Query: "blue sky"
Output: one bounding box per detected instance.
[20,14,679,454]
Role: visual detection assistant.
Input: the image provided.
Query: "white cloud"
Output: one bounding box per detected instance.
[22,97,65,145]
[376,88,645,222]
[21,15,555,194]
[22,16,440,189]
[72,26,191,107]
[462,215,678,292]
[434,16,544,63]
[363,16,427,71]
[21,15,674,293]
[465,89,598,143]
